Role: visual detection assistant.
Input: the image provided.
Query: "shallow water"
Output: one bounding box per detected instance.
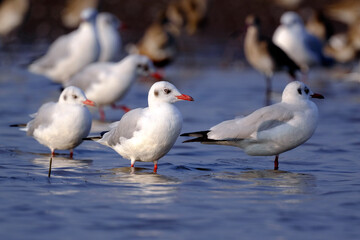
[1,46,360,240]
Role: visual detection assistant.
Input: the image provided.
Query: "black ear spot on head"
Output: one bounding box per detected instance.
[154,90,159,97]
[297,88,302,95]
[63,95,67,101]
[304,87,309,94]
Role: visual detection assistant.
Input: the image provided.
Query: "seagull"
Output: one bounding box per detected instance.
[94,81,194,173]
[181,81,324,170]
[244,15,300,105]
[272,11,334,72]
[65,54,163,121]
[28,8,100,84]
[97,12,122,62]
[11,86,94,177]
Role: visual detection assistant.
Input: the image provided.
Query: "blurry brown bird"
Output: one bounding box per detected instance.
[166,0,208,35]
[325,0,360,25]
[61,0,99,28]
[127,12,178,68]
[0,0,29,41]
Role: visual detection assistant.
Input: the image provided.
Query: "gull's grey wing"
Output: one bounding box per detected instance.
[100,108,145,146]
[65,62,112,91]
[208,103,294,140]
[26,102,56,136]
[31,32,75,71]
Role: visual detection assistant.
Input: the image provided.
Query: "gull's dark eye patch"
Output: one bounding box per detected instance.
[143,65,149,71]
[137,64,142,68]
[154,90,159,97]
[304,87,309,94]
[297,88,302,95]
[72,94,78,99]
[164,88,171,94]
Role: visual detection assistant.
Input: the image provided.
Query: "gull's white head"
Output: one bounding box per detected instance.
[148,81,194,106]
[59,86,95,106]
[81,8,98,22]
[280,11,304,27]
[123,54,163,80]
[282,81,324,103]
[97,12,121,29]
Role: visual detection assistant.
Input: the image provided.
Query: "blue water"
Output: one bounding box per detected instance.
[1,46,360,240]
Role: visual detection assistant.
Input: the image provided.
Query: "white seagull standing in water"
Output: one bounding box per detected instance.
[93,81,194,173]
[11,86,95,177]
[28,8,100,84]
[181,81,324,170]
[65,54,163,121]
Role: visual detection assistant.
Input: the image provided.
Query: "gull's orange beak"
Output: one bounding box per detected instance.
[176,94,194,101]
[311,93,324,99]
[151,72,163,80]
[83,99,96,106]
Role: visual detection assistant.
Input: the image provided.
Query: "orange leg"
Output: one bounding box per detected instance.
[112,104,131,113]
[274,155,279,170]
[153,161,158,173]
[99,107,106,121]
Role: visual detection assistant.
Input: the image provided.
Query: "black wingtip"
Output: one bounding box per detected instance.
[180,130,210,137]
[181,130,212,143]
[100,131,108,137]
[83,136,101,141]
[9,124,26,127]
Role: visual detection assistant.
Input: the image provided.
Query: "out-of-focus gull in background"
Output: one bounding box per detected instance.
[28,8,100,84]
[273,11,334,74]
[65,54,163,121]
[97,12,123,62]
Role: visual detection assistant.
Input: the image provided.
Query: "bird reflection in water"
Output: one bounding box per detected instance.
[216,169,316,197]
[102,167,179,204]
[32,155,93,177]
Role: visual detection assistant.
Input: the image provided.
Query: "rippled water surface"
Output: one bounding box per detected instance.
[1,46,360,240]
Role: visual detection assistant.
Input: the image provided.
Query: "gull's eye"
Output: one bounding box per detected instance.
[143,65,149,71]
[297,88,302,95]
[72,94,78,99]
[164,88,171,94]
[304,87,309,94]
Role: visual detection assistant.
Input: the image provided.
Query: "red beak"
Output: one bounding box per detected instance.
[82,99,96,106]
[311,93,324,99]
[151,72,163,80]
[176,94,194,101]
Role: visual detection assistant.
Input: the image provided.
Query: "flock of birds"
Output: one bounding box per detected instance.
[12,0,360,178]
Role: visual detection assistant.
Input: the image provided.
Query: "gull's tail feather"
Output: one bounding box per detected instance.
[180,130,218,143]
[9,124,27,127]
[83,131,108,141]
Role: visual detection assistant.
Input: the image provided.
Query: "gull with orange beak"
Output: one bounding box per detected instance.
[92,81,194,173]
[11,86,94,177]
[66,54,163,121]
